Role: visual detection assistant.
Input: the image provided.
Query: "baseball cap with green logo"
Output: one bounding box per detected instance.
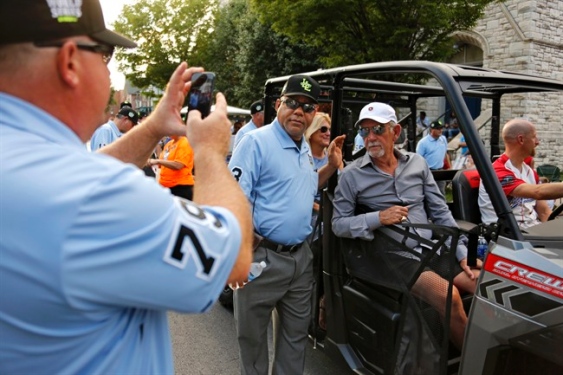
[281,75,320,103]
[0,0,136,48]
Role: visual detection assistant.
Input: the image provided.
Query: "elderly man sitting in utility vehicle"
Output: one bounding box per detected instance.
[332,102,481,349]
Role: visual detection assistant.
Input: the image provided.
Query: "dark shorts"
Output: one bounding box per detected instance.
[170,184,193,200]
[387,253,463,284]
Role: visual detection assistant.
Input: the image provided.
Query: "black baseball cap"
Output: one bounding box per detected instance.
[281,75,320,103]
[430,121,444,129]
[0,0,136,48]
[117,107,139,125]
[250,101,264,115]
[120,101,132,109]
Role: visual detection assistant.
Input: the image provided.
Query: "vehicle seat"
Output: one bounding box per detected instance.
[537,164,561,182]
[451,169,481,223]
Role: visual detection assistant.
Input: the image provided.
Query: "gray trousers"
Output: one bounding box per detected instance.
[234,242,313,375]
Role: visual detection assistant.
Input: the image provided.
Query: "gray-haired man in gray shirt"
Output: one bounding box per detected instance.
[332,102,481,349]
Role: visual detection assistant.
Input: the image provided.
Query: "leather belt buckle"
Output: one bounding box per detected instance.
[284,243,302,253]
[260,237,302,253]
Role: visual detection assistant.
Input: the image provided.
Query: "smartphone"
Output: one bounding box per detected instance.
[186,72,215,118]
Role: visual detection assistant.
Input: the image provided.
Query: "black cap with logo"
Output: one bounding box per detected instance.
[118,107,139,125]
[281,75,320,103]
[250,101,264,115]
[0,0,136,48]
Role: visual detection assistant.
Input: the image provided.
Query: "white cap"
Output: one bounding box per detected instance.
[354,102,397,128]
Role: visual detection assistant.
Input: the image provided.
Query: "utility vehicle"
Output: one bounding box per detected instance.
[261,61,562,375]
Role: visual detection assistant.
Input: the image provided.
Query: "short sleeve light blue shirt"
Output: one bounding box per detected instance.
[353,133,365,153]
[89,120,122,151]
[0,93,241,374]
[233,120,257,150]
[416,134,448,170]
[228,119,317,245]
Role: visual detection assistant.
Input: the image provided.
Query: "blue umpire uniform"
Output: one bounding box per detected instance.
[228,74,322,375]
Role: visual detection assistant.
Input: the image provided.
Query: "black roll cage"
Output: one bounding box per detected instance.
[263,61,563,242]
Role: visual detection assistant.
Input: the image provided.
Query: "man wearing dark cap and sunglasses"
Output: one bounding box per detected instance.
[228,75,345,374]
[0,0,253,373]
[332,102,480,350]
[90,106,139,151]
[233,99,265,149]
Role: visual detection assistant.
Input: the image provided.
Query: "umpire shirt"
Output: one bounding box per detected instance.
[416,133,448,170]
[229,118,317,245]
[0,93,241,374]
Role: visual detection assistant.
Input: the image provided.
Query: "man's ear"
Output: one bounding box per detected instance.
[56,41,80,88]
[393,124,402,140]
[275,98,281,111]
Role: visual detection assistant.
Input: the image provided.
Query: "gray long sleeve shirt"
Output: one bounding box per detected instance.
[332,150,467,261]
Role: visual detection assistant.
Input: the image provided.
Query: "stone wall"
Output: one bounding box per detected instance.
[472,0,563,168]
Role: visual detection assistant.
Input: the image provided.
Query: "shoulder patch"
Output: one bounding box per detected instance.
[231,166,243,182]
[163,197,226,281]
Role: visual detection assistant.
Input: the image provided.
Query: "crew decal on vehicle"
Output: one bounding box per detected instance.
[163,197,225,281]
[484,253,563,299]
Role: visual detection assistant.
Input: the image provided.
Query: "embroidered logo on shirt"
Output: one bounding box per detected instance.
[500,176,515,187]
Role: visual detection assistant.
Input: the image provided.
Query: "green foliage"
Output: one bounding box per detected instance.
[202,0,321,107]
[113,0,320,107]
[250,0,499,67]
[113,0,219,90]
[111,0,500,106]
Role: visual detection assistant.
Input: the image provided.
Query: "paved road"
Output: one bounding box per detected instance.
[169,303,355,375]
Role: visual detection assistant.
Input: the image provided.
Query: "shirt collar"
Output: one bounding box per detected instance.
[359,148,408,168]
[271,118,310,154]
[0,93,85,149]
[107,120,123,136]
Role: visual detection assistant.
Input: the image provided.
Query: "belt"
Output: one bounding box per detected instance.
[260,238,303,253]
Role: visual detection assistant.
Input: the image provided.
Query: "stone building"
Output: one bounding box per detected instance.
[430,0,563,168]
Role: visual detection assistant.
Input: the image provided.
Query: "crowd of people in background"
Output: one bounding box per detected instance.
[2,1,560,374]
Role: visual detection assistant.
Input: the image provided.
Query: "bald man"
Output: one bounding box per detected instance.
[479,119,563,228]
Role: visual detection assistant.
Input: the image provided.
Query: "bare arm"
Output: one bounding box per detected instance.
[535,199,552,222]
[188,93,252,284]
[511,181,563,200]
[318,134,345,187]
[150,159,184,170]
[98,63,204,167]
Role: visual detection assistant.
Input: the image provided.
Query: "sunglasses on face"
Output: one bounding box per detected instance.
[359,125,389,137]
[318,126,330,133]
[34,41,114,65]
[282,98,317,114]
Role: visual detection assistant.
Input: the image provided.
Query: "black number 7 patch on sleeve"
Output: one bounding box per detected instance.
[163,197,225,281]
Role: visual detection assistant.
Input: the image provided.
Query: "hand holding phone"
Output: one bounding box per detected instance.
[186,72,215,118]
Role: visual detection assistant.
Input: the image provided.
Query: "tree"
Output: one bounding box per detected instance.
[113,0,219,90]
[204,0,322,107]
[250,0,500,67]
[112,0,319,106]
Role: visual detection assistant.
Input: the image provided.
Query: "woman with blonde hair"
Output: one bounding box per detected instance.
[306,112,342,330]
[306,112,333,171]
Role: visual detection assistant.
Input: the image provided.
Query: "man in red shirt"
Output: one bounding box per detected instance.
[478,119,563,228]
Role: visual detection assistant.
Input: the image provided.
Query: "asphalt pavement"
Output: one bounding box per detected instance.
[169,303,354,375]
